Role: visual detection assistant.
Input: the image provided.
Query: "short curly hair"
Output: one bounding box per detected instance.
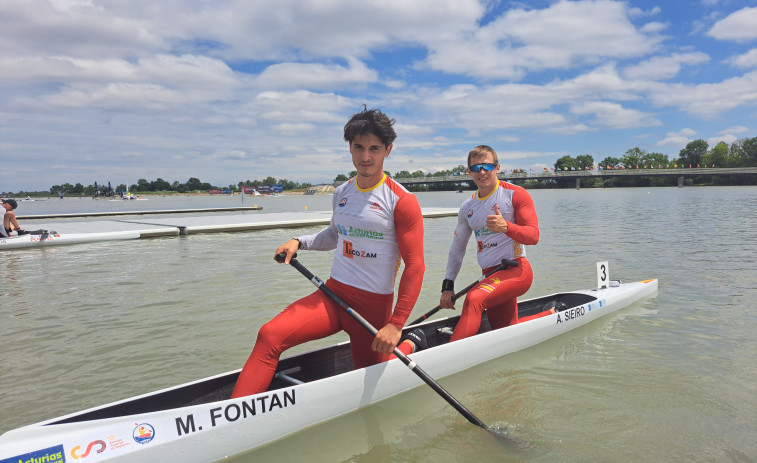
[343,106,397,148]
[467,145,499,166]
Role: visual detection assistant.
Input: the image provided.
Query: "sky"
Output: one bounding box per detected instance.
[1,0,756,192]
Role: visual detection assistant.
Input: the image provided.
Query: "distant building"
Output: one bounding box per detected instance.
[241,185,283,195]
[257,184,284,194]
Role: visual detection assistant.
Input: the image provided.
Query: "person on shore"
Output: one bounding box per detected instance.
[231,107,425,398]
[438,145,541,344]
[2,199,26,237]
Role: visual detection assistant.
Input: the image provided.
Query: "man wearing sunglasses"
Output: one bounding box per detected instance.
[440,145,541,343]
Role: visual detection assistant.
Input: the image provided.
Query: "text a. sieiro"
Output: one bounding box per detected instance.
[555,305,587,324]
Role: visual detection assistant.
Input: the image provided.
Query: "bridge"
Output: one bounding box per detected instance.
[342,167,757,189]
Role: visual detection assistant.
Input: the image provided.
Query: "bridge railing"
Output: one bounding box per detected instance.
[389,167,757,184]
[333,167,757,186]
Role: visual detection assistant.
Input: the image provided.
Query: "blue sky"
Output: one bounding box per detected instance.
[1,0,756,192]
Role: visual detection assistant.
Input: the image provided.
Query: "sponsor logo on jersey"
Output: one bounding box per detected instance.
[339,198,347,207]
[477,241,498,253]
[513,242,524,258]
[342,240,377,259]
[336,224,384,240]
[474,227,495,238]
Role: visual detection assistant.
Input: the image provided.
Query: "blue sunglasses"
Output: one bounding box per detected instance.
[469,163,497,173]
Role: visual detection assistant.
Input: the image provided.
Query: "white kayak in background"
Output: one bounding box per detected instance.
[0,230,140,250]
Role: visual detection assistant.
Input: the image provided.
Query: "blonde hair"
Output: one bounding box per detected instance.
[467,145,498,166]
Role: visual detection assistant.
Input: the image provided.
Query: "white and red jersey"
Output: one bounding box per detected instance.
[445,180,539,280]
[298,174,425,327]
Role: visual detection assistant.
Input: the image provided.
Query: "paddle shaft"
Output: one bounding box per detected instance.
[407,259,519,326]
[281,255,490,431]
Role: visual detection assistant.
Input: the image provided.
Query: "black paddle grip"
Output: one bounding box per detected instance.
[275,252,297,263]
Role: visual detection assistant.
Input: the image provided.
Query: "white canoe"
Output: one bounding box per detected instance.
[0,231,140,250]
[0,278,657,462]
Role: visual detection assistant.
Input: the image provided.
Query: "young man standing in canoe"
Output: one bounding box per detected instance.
[1,199,26,237]
[439,145,541,343]
[232,107,425,398]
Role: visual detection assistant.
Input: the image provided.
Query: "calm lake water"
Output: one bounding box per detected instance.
[2,187,756,462]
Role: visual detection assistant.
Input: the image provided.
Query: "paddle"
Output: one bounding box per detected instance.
[275,253,493,431]
[407,259,519,326]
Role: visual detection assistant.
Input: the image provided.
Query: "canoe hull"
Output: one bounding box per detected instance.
[0,279,657,462]
[0,231,139,250]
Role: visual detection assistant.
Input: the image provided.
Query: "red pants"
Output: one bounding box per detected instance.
[449,258,534,342]
[232,278,392,398]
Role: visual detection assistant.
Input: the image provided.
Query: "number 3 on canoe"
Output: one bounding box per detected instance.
[597,261,609,289]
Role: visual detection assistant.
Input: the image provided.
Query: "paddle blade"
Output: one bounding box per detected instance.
[487,422,531,450]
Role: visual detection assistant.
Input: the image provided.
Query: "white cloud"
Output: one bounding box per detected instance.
[623,52,710,80]
[707,126,751,147]
[418,63,666,134]
[708,134,738,145]
[0,0,166,59]
[43,83,186,109]
[724,48,757,69]
[1,54,241,110]
[159,0,483,61]
[272,122,317,135]
[648,70,757,117]
[250,90,353,124]
[497,150,558,161]
[255,58,378,90]
[227,150,248,160]
[394,123,436,137]
[707,6,757,42]
[718,125,749,135]
[656,128,696,147]
[629,5,662,17]
[640,21,667,34]
[570,101,661,128]
[423,0,663,80]
[2,0,757,192]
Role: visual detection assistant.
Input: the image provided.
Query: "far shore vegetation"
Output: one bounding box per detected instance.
[5,138,757,197]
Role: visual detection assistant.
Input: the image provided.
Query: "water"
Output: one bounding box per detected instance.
[12,193,323,216]
[2,187,756,462]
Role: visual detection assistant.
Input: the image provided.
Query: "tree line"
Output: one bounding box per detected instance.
[5,137,755,197]
[554,137,757,172]
[6,177,314,197]
[332,137,757,190]
[547,138,757,188]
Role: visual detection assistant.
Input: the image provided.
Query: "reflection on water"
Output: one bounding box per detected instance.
[2,187,757,462]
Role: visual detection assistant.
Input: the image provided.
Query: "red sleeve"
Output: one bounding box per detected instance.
[506,185,539,245]
[389,193,425,328]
